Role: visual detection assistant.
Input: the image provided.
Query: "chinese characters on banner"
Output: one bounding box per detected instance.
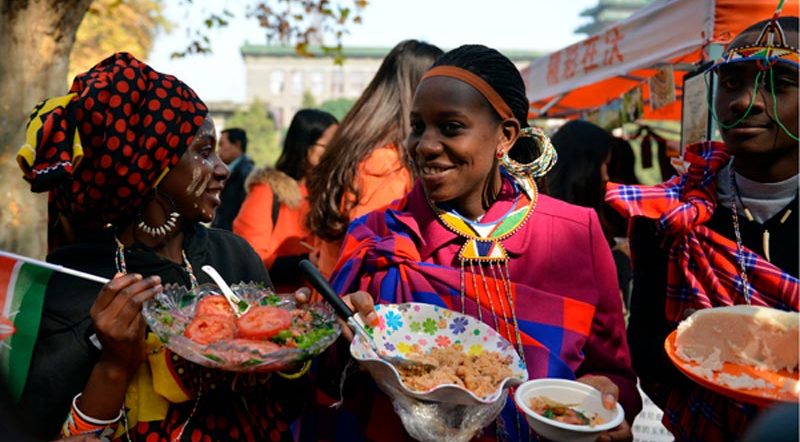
[547,27,625,86]
[528,0,712,104]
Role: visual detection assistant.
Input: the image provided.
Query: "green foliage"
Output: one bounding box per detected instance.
[70,0,171,80]
[225,99,280,167]
[302,91,317,108]
[318,97,355,121]
[173,0,367,62]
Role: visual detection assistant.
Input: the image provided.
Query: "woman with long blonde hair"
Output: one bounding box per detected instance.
[307,39,442,277]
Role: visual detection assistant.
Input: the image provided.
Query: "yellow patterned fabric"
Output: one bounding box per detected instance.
[147,334,190,405]
[17,93,83,177]
[115,333,189,435]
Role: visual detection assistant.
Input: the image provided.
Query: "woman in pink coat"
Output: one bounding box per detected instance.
[312,44,641,442]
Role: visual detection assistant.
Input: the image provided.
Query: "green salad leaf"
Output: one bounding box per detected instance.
[294,326,335,350]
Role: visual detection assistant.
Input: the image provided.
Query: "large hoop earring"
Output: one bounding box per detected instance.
[137,189,180,237]
[500,126,558,179]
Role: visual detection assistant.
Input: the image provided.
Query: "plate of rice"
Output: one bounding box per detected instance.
[350,302,528,405]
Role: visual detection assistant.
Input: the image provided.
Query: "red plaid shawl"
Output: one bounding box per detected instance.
[606,141,799,324]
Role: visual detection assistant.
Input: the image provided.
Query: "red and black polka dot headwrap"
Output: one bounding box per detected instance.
[17,52,208,244]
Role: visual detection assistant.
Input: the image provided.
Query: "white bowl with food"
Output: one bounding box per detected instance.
[515,378,625,442]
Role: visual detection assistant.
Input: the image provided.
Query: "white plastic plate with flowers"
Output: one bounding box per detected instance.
[350,302,528,406]
[143,282,340,372]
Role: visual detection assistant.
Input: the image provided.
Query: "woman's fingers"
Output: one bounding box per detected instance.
[339,295,356,341]
[578,375,630,441]
[99,276,161,332]
[576,374,620,409]
[338,292,377,342]
[92,273,141,313]
[294,287,311,305]
[122,281,162,328]
[597,419,632,442]
[349,291,378,327]
[338,317,354,342]
[273,287,310,305]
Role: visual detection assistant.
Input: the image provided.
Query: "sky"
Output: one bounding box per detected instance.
[147,0,598,102]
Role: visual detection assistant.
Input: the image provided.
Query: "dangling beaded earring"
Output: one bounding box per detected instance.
[500,126,558,179]
[137,190,180,238]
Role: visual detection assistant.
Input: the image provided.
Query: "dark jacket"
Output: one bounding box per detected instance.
[213,154,255,230]
[17,225,309,440]
[628,196,798,440]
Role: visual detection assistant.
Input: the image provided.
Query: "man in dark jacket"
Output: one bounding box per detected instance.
[607,15,798,442]
[213,127,254,230]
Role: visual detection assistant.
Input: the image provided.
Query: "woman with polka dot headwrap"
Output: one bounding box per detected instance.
[16,53,309,441]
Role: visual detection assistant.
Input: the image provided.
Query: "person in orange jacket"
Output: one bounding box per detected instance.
[307,40,443,279]
[234,109,338,292]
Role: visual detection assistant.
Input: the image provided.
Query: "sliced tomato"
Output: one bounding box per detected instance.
[236,306,292,340]
[184,314,236,345]
[196,295,235,320]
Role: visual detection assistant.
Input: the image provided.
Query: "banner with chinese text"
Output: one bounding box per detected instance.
[527,0,712,103]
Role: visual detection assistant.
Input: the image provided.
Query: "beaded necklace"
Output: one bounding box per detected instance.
[729,165,798,304]
[429,174,537,368]
[114,235,199,289]
[728,167,754,304]
[114,234,200,441]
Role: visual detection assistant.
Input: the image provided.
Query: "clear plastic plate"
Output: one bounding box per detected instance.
[143,282,340,372]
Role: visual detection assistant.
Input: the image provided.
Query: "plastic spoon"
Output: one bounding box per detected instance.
[298,259,435,370]
[201,265,250,317]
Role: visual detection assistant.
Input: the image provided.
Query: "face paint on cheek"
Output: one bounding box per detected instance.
[186,167,202,196]
[194,173,211,197]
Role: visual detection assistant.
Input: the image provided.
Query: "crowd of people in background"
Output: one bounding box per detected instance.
[2,11,798,442]
[306,40,443,279]
[234,109,338,292]
[213,128,255,231]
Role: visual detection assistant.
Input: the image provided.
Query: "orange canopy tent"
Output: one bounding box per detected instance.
[525,0,799,121]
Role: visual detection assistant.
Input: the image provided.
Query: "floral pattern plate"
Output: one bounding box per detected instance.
[350,302,528,405]
[143,282,340,372]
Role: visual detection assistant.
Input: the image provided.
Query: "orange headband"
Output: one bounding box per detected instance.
[421,66,514,120]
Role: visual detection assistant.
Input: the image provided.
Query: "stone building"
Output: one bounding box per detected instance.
[205,100,243,133]
[240,44,541,128]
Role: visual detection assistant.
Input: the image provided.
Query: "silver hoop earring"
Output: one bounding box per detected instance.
[137,190,180,237]
[500,126,558,179]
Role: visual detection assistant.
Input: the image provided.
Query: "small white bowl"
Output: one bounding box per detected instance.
[514,378,625,442]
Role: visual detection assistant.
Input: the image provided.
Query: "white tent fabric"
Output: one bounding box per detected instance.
[526,0,714,103]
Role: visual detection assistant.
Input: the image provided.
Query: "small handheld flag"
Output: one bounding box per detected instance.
[0,250,109,401]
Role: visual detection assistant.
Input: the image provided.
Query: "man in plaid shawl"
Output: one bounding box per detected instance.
[606,15,799,442]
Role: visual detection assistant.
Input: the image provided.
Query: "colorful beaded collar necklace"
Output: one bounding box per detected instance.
[432,173,538,262]
[428,172,537,376]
